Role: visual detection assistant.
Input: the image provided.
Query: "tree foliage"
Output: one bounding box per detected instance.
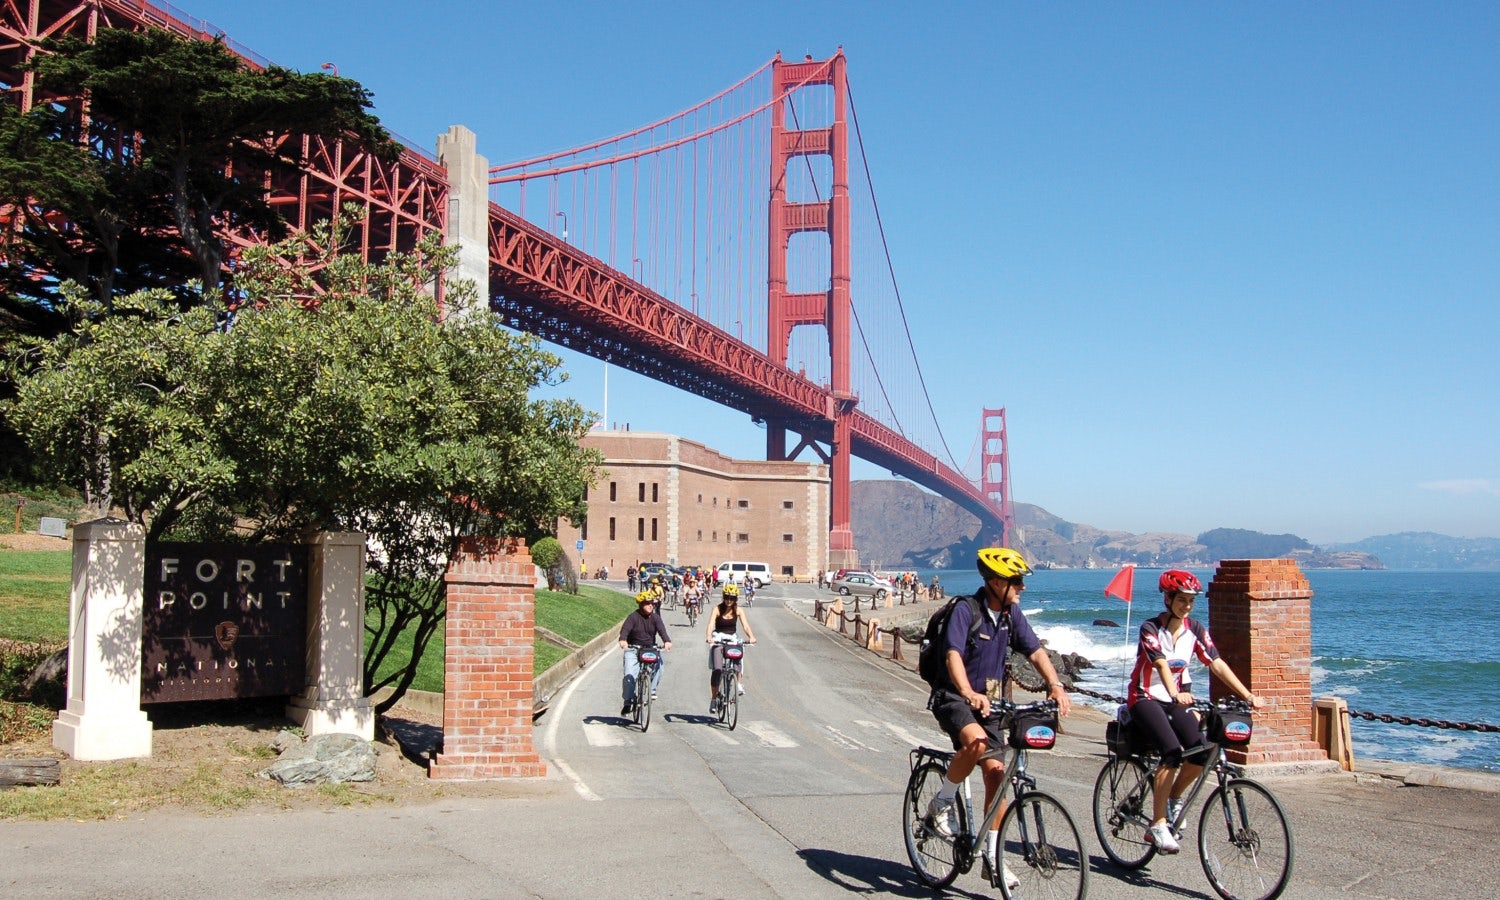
[4,214,602,711]
[0,27,394,335]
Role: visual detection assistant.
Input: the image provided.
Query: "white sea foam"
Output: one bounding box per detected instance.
[1034,623,1135,663]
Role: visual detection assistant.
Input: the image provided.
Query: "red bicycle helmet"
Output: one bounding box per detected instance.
[1158,569,1202,596]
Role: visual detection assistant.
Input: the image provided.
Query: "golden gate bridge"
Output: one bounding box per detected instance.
[1,0,1014,565]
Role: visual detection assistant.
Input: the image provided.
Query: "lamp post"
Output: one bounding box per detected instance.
[555,211,568,241]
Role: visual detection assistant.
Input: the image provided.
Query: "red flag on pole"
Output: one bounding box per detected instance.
[1104,565,1135,603]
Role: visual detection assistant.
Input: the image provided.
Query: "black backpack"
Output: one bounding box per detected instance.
[917,594,985,688]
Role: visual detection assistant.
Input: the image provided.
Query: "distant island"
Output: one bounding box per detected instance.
[849,480,1431,570]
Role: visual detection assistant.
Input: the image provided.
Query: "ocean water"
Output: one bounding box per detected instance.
[905,566,1500,774]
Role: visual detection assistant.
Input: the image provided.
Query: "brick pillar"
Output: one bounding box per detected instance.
[428,537,546,779]
[1207,559,1328,766]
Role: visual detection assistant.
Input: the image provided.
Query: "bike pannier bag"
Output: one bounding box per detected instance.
[1209,708,1253,744]
[724,645,743,660]
[638,649,660,665]
[1009,709,1059,750]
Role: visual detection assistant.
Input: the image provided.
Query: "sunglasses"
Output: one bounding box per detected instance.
[1007,577,1026,588]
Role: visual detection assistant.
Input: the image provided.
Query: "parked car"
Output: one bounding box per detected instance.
[832,571,892,600]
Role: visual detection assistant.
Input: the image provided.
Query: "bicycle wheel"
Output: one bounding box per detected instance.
[1197,778,1293,900]
[1092,756,1157,869]
[722,670,739,730]
[998,791,1088,900]
[902,760,968,889]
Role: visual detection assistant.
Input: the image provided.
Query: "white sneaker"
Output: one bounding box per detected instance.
[738,684,746,696]
[1147,820,1181,854]
[981,854,1020,890]
[1167,797,1185,824]
[926,796,958,838]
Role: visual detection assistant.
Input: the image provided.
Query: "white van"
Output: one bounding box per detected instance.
[715,561,772,588]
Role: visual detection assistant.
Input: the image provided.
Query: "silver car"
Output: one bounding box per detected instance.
[832,571,892,600]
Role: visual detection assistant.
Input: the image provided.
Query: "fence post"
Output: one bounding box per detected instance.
[1313,696,1354,771]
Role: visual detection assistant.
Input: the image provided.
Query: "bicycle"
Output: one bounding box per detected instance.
[902,698,1088,899]
[710,635,745,730]
[685,595,701,627]
[1092,699,1293,900]
[626,646,662,732]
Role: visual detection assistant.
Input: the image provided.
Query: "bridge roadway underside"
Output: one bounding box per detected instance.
[490,288,1002,538]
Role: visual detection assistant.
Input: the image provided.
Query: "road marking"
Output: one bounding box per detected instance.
[856,718,931,749]
[551,756,601,801]
[583,722,628,747]
[704,727,740,745]
[823,725,877,752]
[742,721,798,748]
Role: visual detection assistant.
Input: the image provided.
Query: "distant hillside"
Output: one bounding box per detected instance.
[851,480,1384,570]
[1329,532,1500,570]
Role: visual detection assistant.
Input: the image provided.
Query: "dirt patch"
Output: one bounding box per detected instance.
[0,533,72,552]
[0,698,545,820]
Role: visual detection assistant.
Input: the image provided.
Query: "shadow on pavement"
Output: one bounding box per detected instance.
[662,713,723,726]
[797,848,987,898]
[1090,854,1214,898]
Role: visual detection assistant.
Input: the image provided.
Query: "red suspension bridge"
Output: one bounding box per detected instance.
[1,0,1015,565]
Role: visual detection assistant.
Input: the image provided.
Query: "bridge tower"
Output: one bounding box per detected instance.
[981,408,1015,547]
[765,51,858,568]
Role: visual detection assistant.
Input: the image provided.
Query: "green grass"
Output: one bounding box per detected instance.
[0,548,632,695]
[0,550,70,643]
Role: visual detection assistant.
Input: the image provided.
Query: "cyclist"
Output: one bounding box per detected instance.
[705,582,757,713]
[1129,569,1264,854]
[619,590,672,715]
[926,547,1072,887]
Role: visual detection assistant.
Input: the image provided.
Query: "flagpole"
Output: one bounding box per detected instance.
[1103,564,1137,701]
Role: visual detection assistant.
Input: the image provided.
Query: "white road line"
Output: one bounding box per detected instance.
[582,722,628,747]
[704,726,741,745]
[855,718,932,749]
[550,756,601,801]
[540,649,617,800]
[823,725,877,752]
[742,721,798,748]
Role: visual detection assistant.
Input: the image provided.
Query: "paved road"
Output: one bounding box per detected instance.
[10,581,1500,898]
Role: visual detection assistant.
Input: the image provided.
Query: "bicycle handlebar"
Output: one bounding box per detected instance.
[1191,698,1253,714]
[981,697,1058,723]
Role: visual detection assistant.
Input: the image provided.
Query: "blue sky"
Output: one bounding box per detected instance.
[180,1,1498,544]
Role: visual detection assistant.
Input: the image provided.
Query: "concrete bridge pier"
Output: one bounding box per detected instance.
[437,125,492,313]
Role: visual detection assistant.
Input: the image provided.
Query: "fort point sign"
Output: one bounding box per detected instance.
[142,542,308,703]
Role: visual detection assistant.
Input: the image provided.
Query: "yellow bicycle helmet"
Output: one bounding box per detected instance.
[977,547,1032,581]
[721,582,740,599]
[635,590,657,604]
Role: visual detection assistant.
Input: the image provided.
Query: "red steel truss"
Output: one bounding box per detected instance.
[2,4,1006,546]
[0,0,447,268]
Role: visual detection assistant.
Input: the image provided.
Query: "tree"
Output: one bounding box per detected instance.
[0,28,394,332]
[5,214,602,712]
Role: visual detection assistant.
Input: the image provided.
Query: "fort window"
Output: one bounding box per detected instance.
[652,483,659,503]
[638,482,646,502]
[782,500,794,510]
[782,533,794,543]
[651,518,658,541]
[609,517,616,540]
[736,532,749,544]
[637,518,645,540]
[581,521,587,540]
[696,529,703,541]
[609,482,617,502]
[737,499,750,509]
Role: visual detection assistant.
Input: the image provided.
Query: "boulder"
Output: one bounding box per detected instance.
[1093,619,1120,628]
[260,731,377,787]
